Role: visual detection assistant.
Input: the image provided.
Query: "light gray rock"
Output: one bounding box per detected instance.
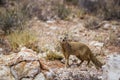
[44,69,55,80]
[103,23,111,30]
[0,48,3,52]
[34,73,46,80]
[49,26,57,30]
[22,78,33,80]
[102,53,120,80]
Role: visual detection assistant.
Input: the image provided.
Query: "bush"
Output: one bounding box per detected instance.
[0,7,26,34]
[78,0,120,19]
[19,0,42,19]
[7,30,38,52]
[101,0,120,19]
[18,0,65,21]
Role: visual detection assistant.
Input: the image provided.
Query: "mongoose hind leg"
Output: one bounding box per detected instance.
[86,60,92,68]
[87,60,90,65]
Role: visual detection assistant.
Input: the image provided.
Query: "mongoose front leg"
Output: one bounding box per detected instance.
[65,54,70,68]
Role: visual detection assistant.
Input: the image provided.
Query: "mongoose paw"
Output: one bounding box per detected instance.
[65,65,70,68]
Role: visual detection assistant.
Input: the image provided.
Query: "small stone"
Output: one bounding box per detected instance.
[0,48,3,52]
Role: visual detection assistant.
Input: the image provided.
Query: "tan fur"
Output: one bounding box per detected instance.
[60,39,103,69]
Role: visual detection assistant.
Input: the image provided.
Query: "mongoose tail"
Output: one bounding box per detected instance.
[90,53,103,68]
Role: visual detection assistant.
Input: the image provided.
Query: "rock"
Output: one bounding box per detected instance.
[44,69,55,80]
[34,73,46,80]
[46,20,56,24]
[103,23,111,30]
[0,47,42,80]
[89,41,104,47]
[0,65,15,80]
[49,26,57,30]
[102,53,120,80]
[54,68,101,80]
[11,61,40,80]
[0,47,39,66]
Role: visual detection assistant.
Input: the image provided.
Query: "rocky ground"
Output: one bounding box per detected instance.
[29,17,120,53]
[0,16,120,80]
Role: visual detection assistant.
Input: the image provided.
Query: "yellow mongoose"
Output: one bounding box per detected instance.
[60,37,103,69]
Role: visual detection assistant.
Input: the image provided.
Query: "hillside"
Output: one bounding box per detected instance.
[0,0,120,80]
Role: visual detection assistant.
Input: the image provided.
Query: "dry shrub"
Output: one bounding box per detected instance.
[108,29,120,47]
[78,0,103,13]
[76,9,86,19]
[0,2,27,34]
[78,0,120,20]
[0,0,71,21]
[17,0,66,20]
[101,0,120,19]
[56,4,71,20]
[84,17,101,29]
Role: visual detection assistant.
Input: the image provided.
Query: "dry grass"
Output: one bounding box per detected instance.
[7,30,38,52]
[46,50,64,61]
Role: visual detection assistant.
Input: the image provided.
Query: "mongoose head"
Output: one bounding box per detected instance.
[58,34,68,43]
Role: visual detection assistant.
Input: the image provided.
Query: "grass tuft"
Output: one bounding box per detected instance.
[46,50,64,61]
[7,30,38,52]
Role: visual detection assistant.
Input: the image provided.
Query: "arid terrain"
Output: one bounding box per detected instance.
[0,0,120,80]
